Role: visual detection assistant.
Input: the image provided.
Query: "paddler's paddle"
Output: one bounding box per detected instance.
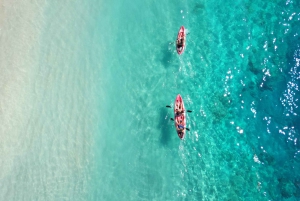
[170,118,190,131]
[166,105,192,113]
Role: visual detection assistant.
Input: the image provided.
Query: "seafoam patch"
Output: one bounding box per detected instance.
[253,154,261,164]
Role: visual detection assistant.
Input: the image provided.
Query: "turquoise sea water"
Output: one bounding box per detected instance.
[0,0,300,200]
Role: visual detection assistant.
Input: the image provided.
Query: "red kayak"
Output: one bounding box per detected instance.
[174,94,186,139]
[176,26,186,55]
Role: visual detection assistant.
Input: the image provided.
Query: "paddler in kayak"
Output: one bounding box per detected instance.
[175,117,185,132]
[178,131,184,138]
[176,119,185,139]
[175,101,184,116]
[176,38,184,49]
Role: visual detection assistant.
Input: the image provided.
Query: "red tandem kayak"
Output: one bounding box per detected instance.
[176,26,186,55]
[174,94,186,139]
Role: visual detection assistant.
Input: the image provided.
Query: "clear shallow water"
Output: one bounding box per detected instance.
[0,0,300,200]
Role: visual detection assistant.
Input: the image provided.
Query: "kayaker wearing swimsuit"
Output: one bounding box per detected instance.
[176,120,185,139]
[176,38,184,49]
[175,118,185,132]
[179,131,184,138]
[175,101,184,116]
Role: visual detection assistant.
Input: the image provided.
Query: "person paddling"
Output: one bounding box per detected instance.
[175,117,185,132]
[176,38,184,49]
[175,100,184,116]
[178,131,184,138]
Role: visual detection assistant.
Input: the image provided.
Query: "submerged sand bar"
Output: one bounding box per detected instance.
[0,0,46,178]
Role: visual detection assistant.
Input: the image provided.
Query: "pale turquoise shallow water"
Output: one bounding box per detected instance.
[0,0,300,200]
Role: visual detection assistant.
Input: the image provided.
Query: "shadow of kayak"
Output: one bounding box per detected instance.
[160,42,176,68]
[158,107,173,145]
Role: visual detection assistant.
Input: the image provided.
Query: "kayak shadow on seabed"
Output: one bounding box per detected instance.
[158,107,173,145]
[160,42,176,68]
